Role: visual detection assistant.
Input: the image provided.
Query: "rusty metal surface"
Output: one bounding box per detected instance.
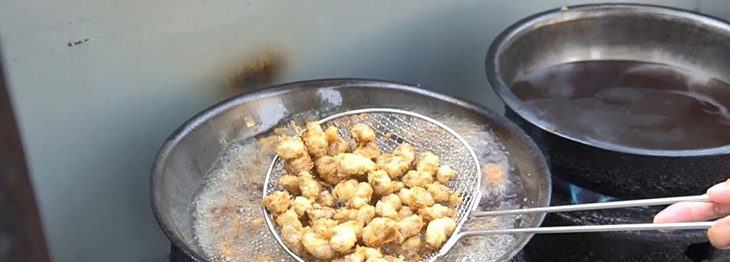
[0,47,50,262]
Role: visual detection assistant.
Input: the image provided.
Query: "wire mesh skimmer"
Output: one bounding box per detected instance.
[262,108,483,261]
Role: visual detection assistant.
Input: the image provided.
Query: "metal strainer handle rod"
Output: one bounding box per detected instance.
[472,194,710,217]
[456,221,715,236]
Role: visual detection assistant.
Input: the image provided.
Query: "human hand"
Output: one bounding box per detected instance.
[654,179,730,249]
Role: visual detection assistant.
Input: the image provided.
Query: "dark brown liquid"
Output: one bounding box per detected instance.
[511,61,730,150]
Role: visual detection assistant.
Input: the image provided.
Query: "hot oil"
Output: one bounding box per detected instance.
[511,61,730,150]
[193,109,527,262]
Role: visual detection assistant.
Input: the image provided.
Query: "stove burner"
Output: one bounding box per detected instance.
[554,176,618,204]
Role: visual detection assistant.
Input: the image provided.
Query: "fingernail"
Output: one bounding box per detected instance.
[708,182,730,196]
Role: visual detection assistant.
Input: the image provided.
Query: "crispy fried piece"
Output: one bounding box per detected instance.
[397,214,424,241]
[351,182,374,209]
[399,187,434,209]
[277,174,300,195]
[448,190,463,207]
[393,143,416,166]
[425,217,456,248]
[357,205,376,225]
[398,206,414,218]
[402,170,433,188]
[311,218,338,239]
[303,122,328,158]
[298,171,322,200]
[362,217,399,247]
[281,225,304,253]
[317,190,336,207]
[326,126,350,156]
[315,155,341,185]
[436,165,457,184]
[301,227,336,259]
[401,235,422,257]
[375,200,399,218]
[330,221,364,252]
[484,163,505,187]
[368,170,403,196]
[276,136,307,160]
[426,182,451,203]
[376,154,410,179]
[292,196,313,217]
[334,204,375,225]
[418,204,455,221]
[286,154,314,175]
[351,123,376,144]
[336,153,377,177]
[262,191,290,214]
[275,208,303,229]
[333,179,358,202]
[416,152,440,176]
[308,203,336,221]
[355,142,381,159]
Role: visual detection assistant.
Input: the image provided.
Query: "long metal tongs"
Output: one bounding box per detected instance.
[468,194,716,235]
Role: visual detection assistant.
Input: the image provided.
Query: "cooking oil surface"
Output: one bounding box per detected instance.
[512,61,730,150]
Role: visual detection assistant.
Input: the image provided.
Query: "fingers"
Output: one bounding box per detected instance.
[653,202,730,223]
[709,216,730,249]
[707,178,730,203]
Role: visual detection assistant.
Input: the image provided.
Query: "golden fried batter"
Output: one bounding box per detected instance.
[397,214,424,241]
[333,179,358,202]
[308,204,336,221]
[398,187,434,209]
[362,217,399,247]
[317,190,336,207]
[436,165,457,184]
[316,155,341,185]
[298,171,322,200]
[351,182,374,209]
[277,174,300,195]
[368,170,403,196]
[262,191,290,214]
[448,190,463,207]
[303,122,328,158]
[276,136,307,160]
[416,152,440,176]
[355,142,382,160]
[301,227,336,259]
[376,154,410,179]
[286,154,314,175]
[330,221,364,252]
[402,170,433,188]
[426,182,451,203]
[336,153,377,177]
[325,126,350,156]
[292,196,313,217]
[275,208,302,229]
[425,217,456,248]
[393,143,416,165]
[418,204,455,221]
[351,123,376,144]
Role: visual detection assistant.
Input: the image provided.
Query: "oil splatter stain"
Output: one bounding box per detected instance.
[225,50,286,97]
[67,38,91,47]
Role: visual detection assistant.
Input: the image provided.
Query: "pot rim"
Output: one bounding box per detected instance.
[149,78,552,261]
[486,3,730,157]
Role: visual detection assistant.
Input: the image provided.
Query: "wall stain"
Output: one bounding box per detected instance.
[224,50,286,97]
[67,38,91,47]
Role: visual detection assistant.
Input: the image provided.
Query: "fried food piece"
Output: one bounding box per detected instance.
[330,221,364,252]
[425,217,457,248]
[302,227,336,259]
[334,204,376,225]
[303,122,328,158]
[286,154,314,175]
[399,187,434,209]
[376,154,410,179]
[351,182,374,208]
[308,204,336,221]
[419,204,455,221]
[426,182,451,203]
[355,142,381,159]
[448,190,463,207]
[401,236,422,256]
[262,191,290,214]
[275,208,303,229]
[317,190,336,207]
[363,217,399,247]
[326,126,350,156]
[351,123,376,144]
[315,155,342,185]
[368,170,403,196]
[416,152,440,176]
[397,214,424,241]
[281,225,304,253]
[393,143,416,165]
[334,208,357,222]
[398,206,414,218]
[357,205,376,224]
[436,165,457,184]
[484,163,505,187]
[292,196,313,217]
[332,252,365,262]
[333,179,358,202]
[311,218,338,239]
[298,171,322,199]
[336,153,377,177]
[278,174,300,195]
[276,136,307,160]
[402,170,433,188]
[375,200,399,218]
